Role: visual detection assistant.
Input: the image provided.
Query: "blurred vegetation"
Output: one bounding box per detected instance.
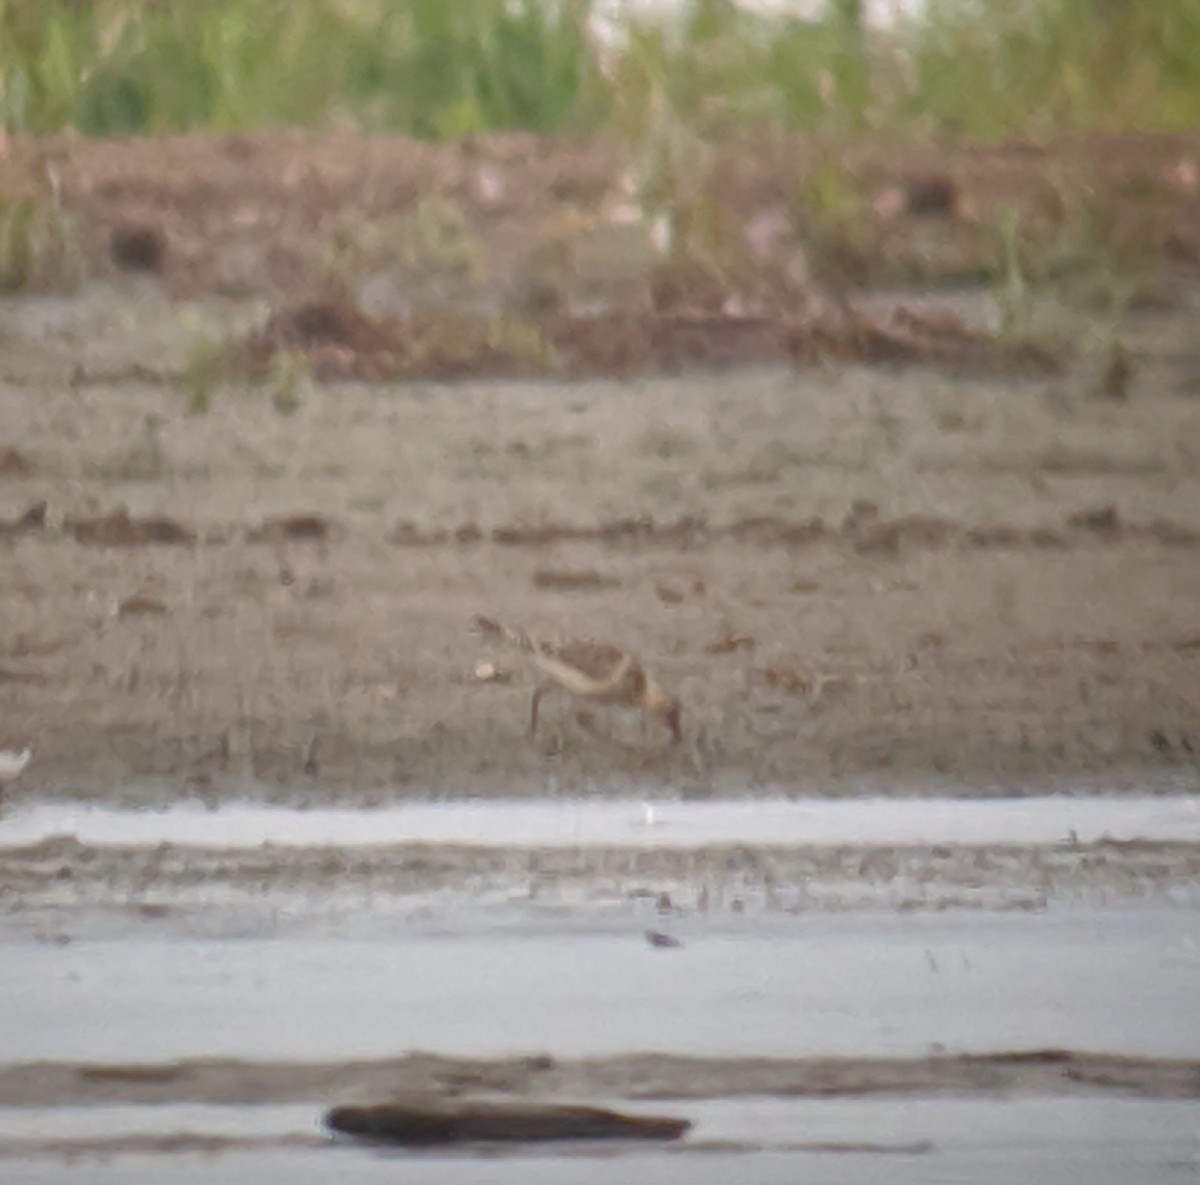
[0,144,82,291]
[0,0,606,137]
[0,0,1196,142]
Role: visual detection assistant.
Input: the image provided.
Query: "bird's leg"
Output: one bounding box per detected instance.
[572,709,643,754]
[529,680,556,739]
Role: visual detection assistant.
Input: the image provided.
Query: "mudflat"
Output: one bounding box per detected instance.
[1,129,1198,802]
[3,334,1198,800]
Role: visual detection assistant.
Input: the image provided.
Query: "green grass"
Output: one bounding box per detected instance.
[0,0,608,137]
[897,0,1200,138]
[1,0,1198,142]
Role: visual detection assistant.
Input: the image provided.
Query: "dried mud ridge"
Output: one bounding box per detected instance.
[5,838,1197,914]
[3,1051,1198,1110]
[232,296,1068,383]
[3,499,1196,554]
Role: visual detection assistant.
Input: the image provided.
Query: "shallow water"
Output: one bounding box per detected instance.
[4,794,1199,851]
[3,1098,1197,1185]
[4,909,1197,1063]
[4,790,1198,1183]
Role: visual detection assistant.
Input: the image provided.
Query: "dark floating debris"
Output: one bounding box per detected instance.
[645,930,683,949]
[324,1099,692,1146]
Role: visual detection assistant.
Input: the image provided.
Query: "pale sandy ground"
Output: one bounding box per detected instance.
[2,287,1199,801]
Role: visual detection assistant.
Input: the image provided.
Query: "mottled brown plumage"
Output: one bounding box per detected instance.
[473,617,681,745]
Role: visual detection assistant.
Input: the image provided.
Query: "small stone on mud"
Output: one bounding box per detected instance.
[646,930,682,949]
[706,630,756,654]
[118,593,169,618]
[761,665,814,696]
[532,567,620,592]
[903,174,960,218]
[1067,505,1122,536]
[110,225,166,273]
[0,446,34,478]
[0,501,46,536]
[248,513,334,542]
[473,662,510,684]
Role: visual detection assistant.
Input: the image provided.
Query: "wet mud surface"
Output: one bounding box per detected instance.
[2,348,1199,798]
[4,1050,1199,1110]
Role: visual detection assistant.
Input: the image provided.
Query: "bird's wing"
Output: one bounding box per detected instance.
[534,643,635,696]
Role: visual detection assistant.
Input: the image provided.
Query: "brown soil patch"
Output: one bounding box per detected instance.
[237,296,1067,383]
[10,126,1199,301]
[6,127,1200,386]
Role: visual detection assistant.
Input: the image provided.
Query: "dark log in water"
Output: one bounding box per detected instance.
[325,1099,692,1146]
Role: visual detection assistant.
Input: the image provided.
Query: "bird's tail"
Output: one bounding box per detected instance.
[472,615,539,655]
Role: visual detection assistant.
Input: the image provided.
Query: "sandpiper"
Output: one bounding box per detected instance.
[473,617,681,745]
[0,748,31,807]
[0,748,31,783]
